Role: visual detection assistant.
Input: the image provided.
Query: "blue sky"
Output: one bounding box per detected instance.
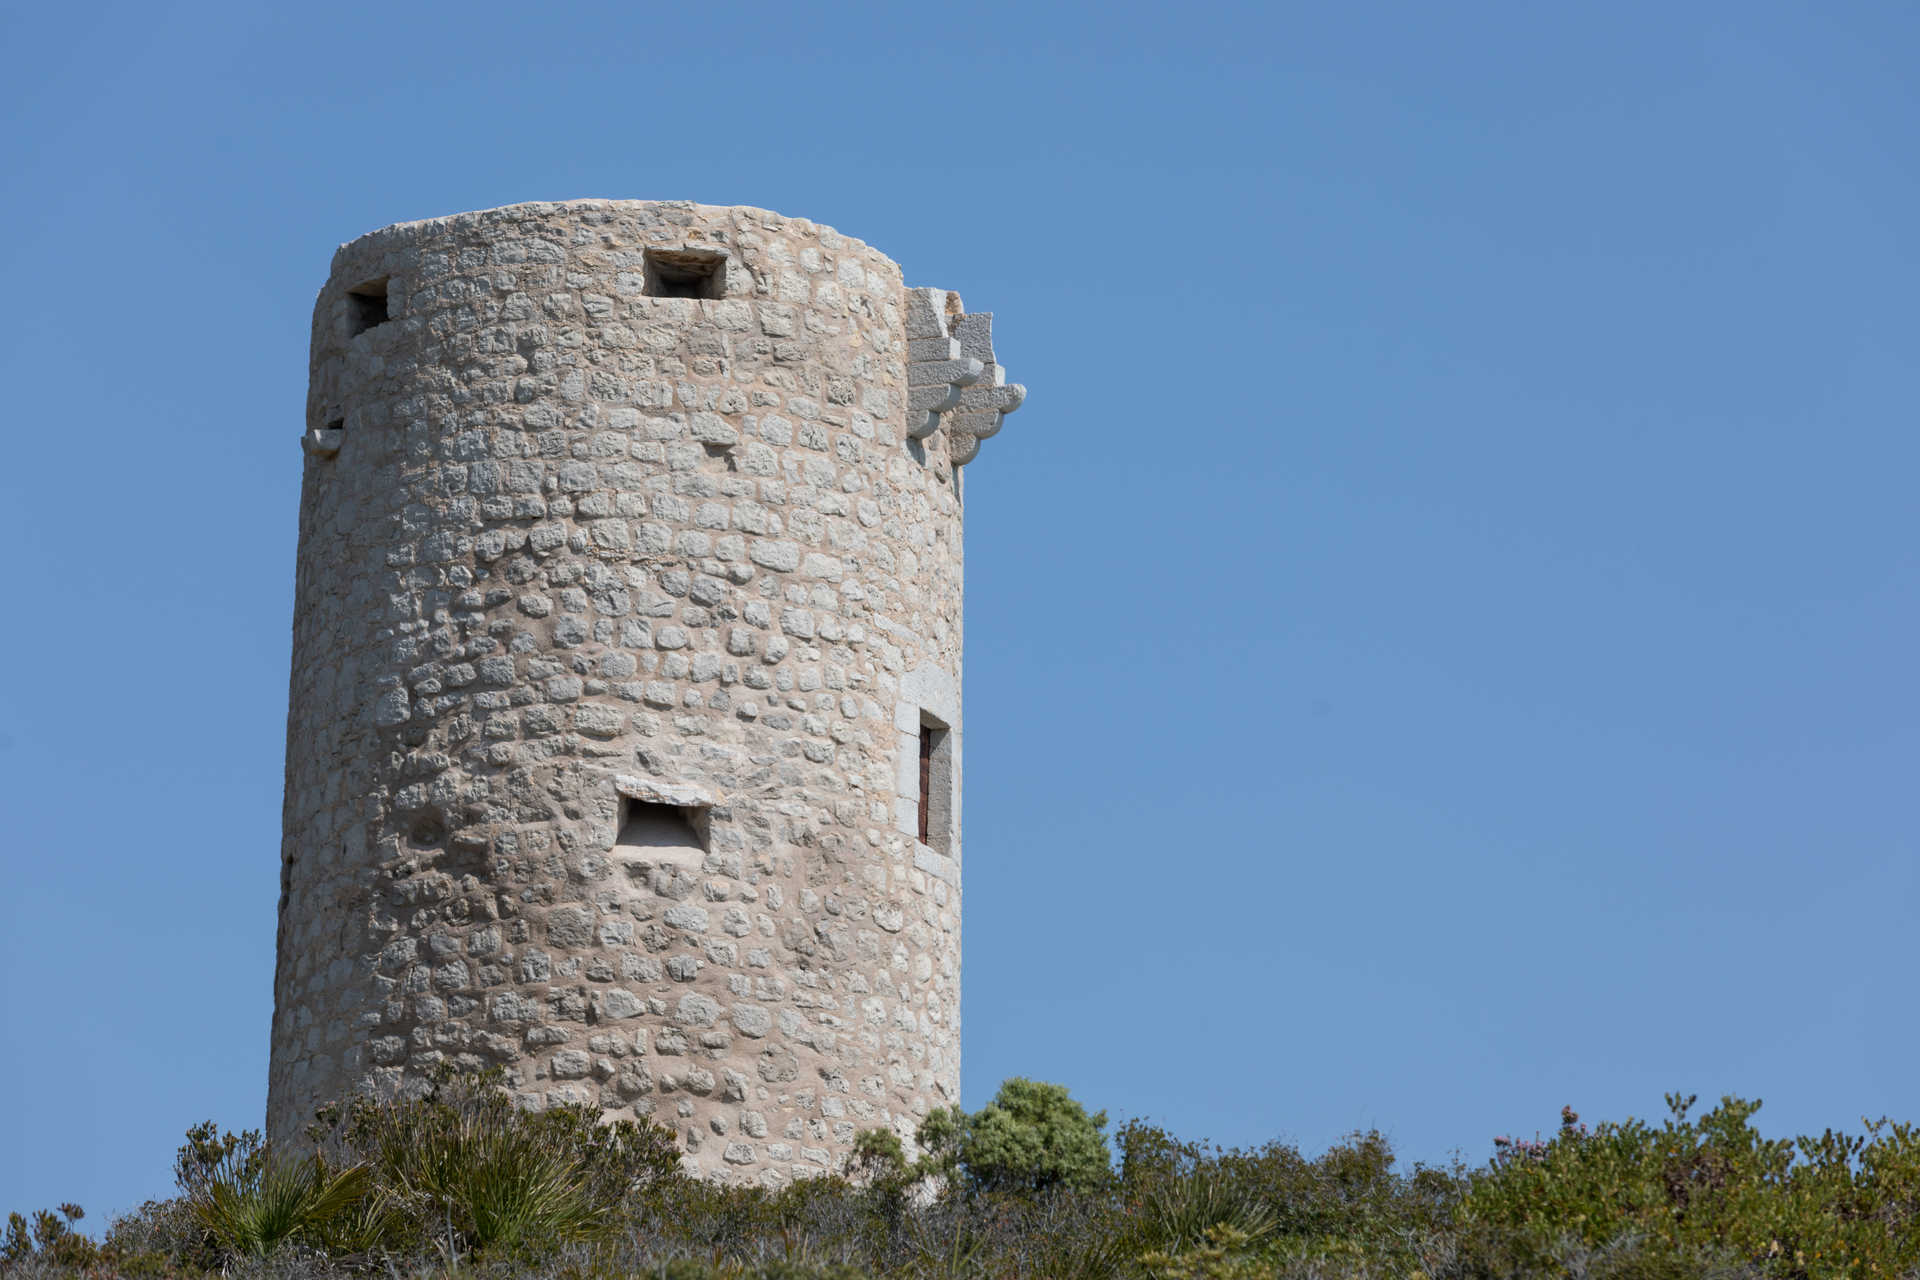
[2,0,1915,1223]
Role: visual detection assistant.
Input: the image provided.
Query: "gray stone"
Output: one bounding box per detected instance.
[675,993,721,1028]
[730,1004,772,1038]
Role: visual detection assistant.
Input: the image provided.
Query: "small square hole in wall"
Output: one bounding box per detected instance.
[615,797,707,864]
[347,278,390,335]
[643,249,726,300]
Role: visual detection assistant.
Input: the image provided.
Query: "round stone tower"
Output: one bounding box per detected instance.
[270,200,1023,1183]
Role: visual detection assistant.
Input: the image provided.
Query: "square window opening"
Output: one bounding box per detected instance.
[643,249,726,300]
[348,278,391,335]
[615,797,707,863]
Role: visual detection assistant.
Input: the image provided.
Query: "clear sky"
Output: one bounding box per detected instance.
[2,0,1915,1225]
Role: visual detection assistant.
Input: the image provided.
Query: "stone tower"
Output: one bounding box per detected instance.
[271,200,1023,1183]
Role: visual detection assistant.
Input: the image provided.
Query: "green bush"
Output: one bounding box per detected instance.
[4,1201,181,1277]
[631,1264,877,1280]
[1112,1117,1463,1276]
[188,1152,369,1261]
[2,1205,100,1271]
[1462,1094,1920,1277]
[17,1084,1920,1279]
[842,1127,908,1186]
[1139,1223,1270,1280]
[159,1119,372,1261]
[925,1077,1112,1194]
[314,1067,682,1259]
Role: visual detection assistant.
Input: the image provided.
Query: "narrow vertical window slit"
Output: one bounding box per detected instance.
[918,724,934,845]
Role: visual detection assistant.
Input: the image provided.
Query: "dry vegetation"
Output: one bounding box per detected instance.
[8,1074,1918,1279]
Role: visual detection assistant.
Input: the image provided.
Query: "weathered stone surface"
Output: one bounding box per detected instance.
[613,775,717,807]
[272,199,1019,1187]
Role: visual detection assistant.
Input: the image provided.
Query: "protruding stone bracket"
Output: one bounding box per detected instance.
[945,310,1025,466]
[902,287,1025,465]
[302,427,344,458]
[903,288,982,441]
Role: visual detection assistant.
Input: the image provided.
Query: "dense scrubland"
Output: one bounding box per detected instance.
[8,1071,1919,1279]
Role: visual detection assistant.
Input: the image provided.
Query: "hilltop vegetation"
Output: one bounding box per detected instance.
[7,1072,1918,1279]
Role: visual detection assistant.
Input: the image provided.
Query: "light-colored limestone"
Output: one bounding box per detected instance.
[271,200,1024,1184]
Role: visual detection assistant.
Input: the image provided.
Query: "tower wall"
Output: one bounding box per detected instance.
[271,200,1021,1183]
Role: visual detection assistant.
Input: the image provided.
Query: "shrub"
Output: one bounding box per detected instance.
[634,1264,878,1280]
[22,1085,1920,1279]
[939,1077,1112,1194]
[1140,1223,1269,1280]
[315,1067,682,1259]
[4,1202,186,1277]
[162,1118,374,1261]
[1142,1170,1276,1254]
[1115,1118,1460,1275]
[1,1205,99,1271]
[187,1150,369,1260]
[842,1127,908,1187]
[1462,1094,1920,1277]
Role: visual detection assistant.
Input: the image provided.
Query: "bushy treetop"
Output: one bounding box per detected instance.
[922,1076,1111,1193]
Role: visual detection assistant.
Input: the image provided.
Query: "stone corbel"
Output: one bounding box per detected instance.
[302,426,344,457]
[945,310,1025,466]
[900,287,1025,466]
[904,288,983,440]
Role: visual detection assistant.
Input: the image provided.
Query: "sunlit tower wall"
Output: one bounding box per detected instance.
[270,200,1024,1183]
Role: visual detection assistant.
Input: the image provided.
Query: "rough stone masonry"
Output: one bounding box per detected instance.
[271,200,1024,1184]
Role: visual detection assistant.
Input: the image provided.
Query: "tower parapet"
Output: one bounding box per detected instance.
[271,200,1023,1183]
